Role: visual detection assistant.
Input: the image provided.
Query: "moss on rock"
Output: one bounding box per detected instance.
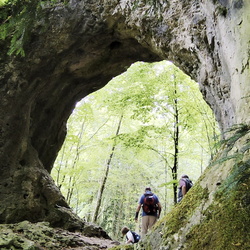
[139,130,250,249]
[185,158,250,249]
[0,220,119,249]
[109,244,135,250]
[163,184,209,237]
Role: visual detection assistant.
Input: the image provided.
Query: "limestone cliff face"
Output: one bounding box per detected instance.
[101,0,250,133]
[0,0,249,247]
[142,126,250,249]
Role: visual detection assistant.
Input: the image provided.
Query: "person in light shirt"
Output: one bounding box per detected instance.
[121,226,140,244]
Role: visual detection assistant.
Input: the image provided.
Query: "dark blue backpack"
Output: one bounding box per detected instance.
[177,178,193,202]
[184,178,193,191]
[131,231,140,243]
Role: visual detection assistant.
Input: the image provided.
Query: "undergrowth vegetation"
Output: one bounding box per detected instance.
[0,0,68,56]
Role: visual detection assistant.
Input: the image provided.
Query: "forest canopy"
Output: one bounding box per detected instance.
[51,61,220,240]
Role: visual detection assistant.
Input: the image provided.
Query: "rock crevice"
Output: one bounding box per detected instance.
[0,0,249,247]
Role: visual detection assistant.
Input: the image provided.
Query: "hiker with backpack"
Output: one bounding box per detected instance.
[121,226,141,244]
[177,174,193,203]
[135,187,162,238]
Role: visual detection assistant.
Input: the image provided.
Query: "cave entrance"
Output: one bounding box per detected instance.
[51,60,219,239]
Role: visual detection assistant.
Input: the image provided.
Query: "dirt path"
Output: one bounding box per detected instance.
[0,221,121,249]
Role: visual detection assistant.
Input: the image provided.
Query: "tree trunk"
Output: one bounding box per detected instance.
[92,115,123,223]
[66,120,85,204]
[0,1,250,247]
[172,79,179,204]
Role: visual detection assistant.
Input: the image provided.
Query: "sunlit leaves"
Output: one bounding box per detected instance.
[51,60,219,239]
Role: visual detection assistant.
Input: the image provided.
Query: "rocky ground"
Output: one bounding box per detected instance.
[0,221,122,249]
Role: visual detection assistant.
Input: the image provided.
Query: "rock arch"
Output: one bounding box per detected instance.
[0,0,249,241]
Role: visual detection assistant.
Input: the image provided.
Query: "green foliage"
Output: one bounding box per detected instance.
[51,61,220,240]
[0,0,68,56]
[188,127,250,249]
[221,123,250,151]
[0,0,39,56]
[159,180,179,188]
[0,0,7,7]
[185,160,250,249]
[209,123,250,167]
[161,184,209,237]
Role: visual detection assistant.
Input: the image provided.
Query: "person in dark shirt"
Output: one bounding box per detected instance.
[177,174,193,202]
[135,187,162,238]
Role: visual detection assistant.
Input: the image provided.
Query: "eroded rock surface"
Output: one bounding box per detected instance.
[141,125,250,249]
[0,221,119,249]
[0,0,250,248]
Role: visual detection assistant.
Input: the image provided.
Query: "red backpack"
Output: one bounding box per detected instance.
[143,193,157,214]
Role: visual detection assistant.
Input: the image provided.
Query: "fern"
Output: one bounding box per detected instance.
[240,142,250,154]
[209,124,250,167]
[210,153,242,167]
[221,124,250,154]
[0,0,38,56]
[0,0,69,56]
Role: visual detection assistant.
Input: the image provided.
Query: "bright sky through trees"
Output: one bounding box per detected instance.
[52,60,219,240]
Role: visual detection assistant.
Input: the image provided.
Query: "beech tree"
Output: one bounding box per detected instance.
[52,61,219,238]
[102,61,219,203]
[92,114,123,223]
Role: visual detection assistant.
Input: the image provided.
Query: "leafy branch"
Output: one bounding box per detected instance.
[0,0,67,56]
